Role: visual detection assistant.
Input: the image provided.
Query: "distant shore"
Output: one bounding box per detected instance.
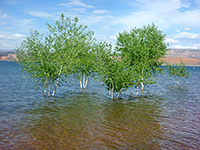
[161,57,200,66]
[0,54,17,61]
[1,49,200,66]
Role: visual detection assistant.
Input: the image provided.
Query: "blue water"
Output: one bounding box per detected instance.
[0,61,200,149]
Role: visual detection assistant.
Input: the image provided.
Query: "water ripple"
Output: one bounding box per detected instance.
[0,62,200,149]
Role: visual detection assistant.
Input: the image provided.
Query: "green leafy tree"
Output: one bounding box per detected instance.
[75,50,96,89]
[17,30,58,97]
[17,14,95,97]
[72,31,96,89]
[94,43,136,100]
[167,62,189,85]
[116,23,168,93]
[46,14,94,95]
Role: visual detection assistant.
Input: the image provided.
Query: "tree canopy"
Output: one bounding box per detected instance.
[17,14,96,97]
[17,15,181,99]
[116,23,168,92]
[167,62,190,85]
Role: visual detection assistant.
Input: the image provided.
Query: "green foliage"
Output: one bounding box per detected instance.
[17,14,96,96]
[16,14,170,99]
[45,15,93,77]
[17,30,57,86]
[72,30,96,89]
[167,62,189,85]
[116,23,168,91]
[93,24,169,99]
[94,43,136,100]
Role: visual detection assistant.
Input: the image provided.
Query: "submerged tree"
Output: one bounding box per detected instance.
[167,62,189,85]
[116,23,168,93]
[73,32,96,90]
[17,14,96,97]
[17,30,58,97]
[75,49,96,89]
[94,43,135,100]
[46,14,96,94]
[17,15,170,99]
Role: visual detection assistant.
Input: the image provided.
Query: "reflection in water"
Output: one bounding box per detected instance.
[160,85,200,150]
[1,63,200,150]
[15,95,164,149]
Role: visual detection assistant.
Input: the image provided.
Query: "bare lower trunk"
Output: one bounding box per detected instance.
[83,73,86,89]
[84,76,89,89]
[80,73,83,89]
[44,79,47,97]
[80,79,83,89]
[136,86,139,97]
[177,79,180,85]
[141,68,144,91]
[109,88,111,99]
[111,86,114,100]
[80,73,89,89]
[115,88,123,100]
[141,82,144,91]
[48,80,51,97]
[141,89,144,96]
[52,66,62,97]
[52,77,59,97]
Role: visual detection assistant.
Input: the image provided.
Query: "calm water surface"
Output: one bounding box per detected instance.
[0,61,199,150]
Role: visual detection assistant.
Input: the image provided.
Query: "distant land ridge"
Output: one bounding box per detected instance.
[166,49,200,58]
[162,49,200,66]
[0,49,200,66]
[0,50,16,61]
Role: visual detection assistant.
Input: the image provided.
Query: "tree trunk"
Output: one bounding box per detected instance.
[115,88,123,100]
[44,79,47,97]
[48,80,51,97]
[84,75,89,89]
[83,73,86,89]
[136,86,139,97]
[141,81,144,91]
[176,78,180,85]
[109,88,111,99]
[111,85,114,100]
[52,77,59,97]
[80,72,83,89]
[141,68,144,91]
[52,66,62,97]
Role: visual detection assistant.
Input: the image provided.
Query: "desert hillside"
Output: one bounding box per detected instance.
[0,50,17,61]
[0,49,200,66]
[161,57,200,66]
[162,49,200,66]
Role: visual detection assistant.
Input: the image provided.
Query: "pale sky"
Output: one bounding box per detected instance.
[0,0,200,50]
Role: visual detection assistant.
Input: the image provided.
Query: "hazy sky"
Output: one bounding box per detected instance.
[0,0,200,50]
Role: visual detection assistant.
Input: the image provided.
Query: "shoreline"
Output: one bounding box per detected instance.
[1,60,200,67]
[161,57,200,66]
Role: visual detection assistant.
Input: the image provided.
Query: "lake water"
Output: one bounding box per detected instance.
[0,61,199,150]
